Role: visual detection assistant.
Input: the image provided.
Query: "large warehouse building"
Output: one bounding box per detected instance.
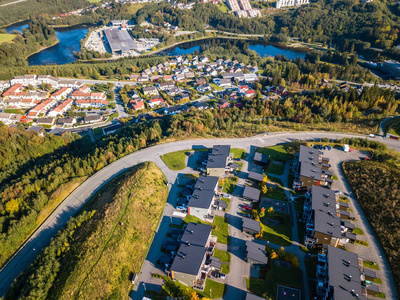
[104,28,137,54]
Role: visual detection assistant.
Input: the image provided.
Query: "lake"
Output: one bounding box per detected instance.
[161,38,307,60]
[5,21,88,65]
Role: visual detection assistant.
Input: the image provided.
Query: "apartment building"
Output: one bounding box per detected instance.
[206,145,232,177]
[276,0,309,8]
[187,176,219,221]
[293,145,333,191]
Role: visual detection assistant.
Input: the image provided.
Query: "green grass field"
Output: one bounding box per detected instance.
[256,145,290,161]
[363,260,380,270]
[247,263,301,299]
[199,279,226,298]
[93,127,103,135]
[230,148,247,159]
[161,149,190,170]
[0,33,15,44]
[212,216,229,244]
[210,83,224,91]
[267,161,285,175]
[221,176,238,194]
[214,249,231,263]
[353,227,364,235]
[260,212,292,246]
[385,117,400,136]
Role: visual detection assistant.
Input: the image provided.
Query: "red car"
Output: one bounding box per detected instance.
[242,205,252,211]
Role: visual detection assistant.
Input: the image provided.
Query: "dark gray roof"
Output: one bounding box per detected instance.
[180,222,212,247]
[246,241,268,264]
[242,218,261,232]
[193,176,219,191]
[210,256,222,269]
[366,284,379,292]
[49,128,65,135]
[243,185,260,202]
[314,209,341,238]
[36,118,54,124]
[217,200,227,208]
[103,123,121,134]
[245,293,265,300]
[187,189,215,209]
[340,210,351,217]
[56,118,74,125]
[311,185,336,211]
[170,244,206,275]
[159,256,172,265]
[345,232,357,241]
[27,126,44,133]
[211,145,230,156]
[339,201,349,208]
[253,152,268,163]
[327,246,364,299]
[363,268,376,279]
[207,154,228,169]
[299,145,320,165]
[104,28,137,52]
[300,162,322,180]
[248,171,264,182]
[342,220,355,230]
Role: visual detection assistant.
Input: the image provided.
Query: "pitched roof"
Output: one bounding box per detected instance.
[170,244,206,275]
[193,175,219,191]
[187,189,215,209]
[253,152,268,163]
[248,171,264,182]
[242,218,261,232]
[245,241,268,264]
[180,222,212,247]
[327,246,364,299]
[243,185,261,202]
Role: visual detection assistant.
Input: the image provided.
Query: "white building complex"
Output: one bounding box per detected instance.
[276,0,309,8]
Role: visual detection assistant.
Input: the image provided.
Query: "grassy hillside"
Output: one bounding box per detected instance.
[343,156,400,296]
[5,162,168,299]
[0,33,15,44]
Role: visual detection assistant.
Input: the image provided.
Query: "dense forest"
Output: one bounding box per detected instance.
[4,162,168,300]
[343,153,400,296]
[0,19,57,67]
[0,0,89,26]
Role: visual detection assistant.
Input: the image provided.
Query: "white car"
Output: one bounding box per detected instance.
[222,194,231,199]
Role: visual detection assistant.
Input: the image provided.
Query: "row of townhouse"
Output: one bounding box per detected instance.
[9,74,82,89]
[303,185,356,249]
[316,246,380,299]
[292,145,333,191]
[166,222,217,290]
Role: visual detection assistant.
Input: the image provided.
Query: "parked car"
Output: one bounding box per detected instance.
[242,205,252,210]
[176,205,187,211]
[220,273,226,280]
[243,213,252,218]
[233,158,241,161]
[327,145,332,150]
[222,194,231,199]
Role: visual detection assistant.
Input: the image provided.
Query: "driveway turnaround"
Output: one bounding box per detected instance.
[0,131,399,298]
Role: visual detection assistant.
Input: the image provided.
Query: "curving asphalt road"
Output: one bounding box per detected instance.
[0,131,399,298]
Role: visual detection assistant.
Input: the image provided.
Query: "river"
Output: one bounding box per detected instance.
[161,38,308,60]
[5,21,88,65]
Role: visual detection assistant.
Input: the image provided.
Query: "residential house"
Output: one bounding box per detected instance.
[27,98,57,117]
[206,145,231,177]
[37,75,59,87]
[271,85,288,96]
[147,97,164,109]
[158,82,175,91]
[142,86,158,96]
[197,84,212,93]
[316,246,366,299]
[51,87,72,101]
[56,118,76,127]
[164,104,186,115]
[244,73,258,83]
[292,145,333,191]
[187,188,217,222]
[303,185,346,249]
[218,99,230,109]
[195,78,206,86]
[193,102,209,110]
[243,185,260,203]
[242,218,261,236]
[245,241,268,264]
[253,152,268,164]
[83,115,103,124]
[47,98,73,117]
[11,74,37,86]
[130,100,145,110]
[248,171,264,182]
[36,118,55,126]
[27,125,44,136]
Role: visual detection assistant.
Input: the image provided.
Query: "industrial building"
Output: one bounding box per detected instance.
[104,28,137,54]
